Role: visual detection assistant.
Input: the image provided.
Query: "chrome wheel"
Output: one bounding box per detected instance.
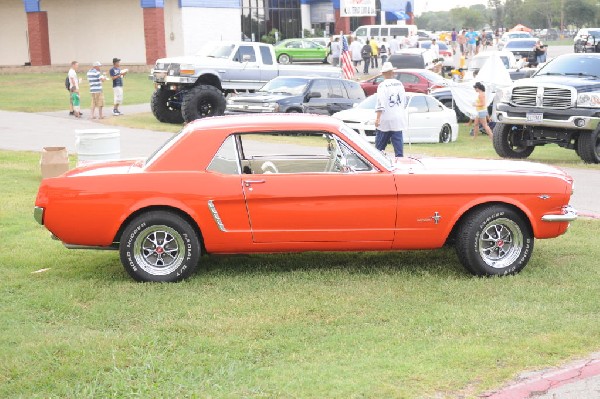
[134,225,186,276]
[478,218,524,269]
[439,124,451,143]
[278,54,291,64]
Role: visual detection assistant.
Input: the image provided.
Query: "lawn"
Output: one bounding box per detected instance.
[1,149,600,398]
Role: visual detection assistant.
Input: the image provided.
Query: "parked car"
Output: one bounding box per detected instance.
[34,113,576,282]
[226,76,365,115]
[573,28,600,53]
[498,31,532,50]
[332,93,459,144]
[389,48,437,70]
[418,40,455,72]
[274,38,329,64]
[503,38,539,65]
[360,68,451,96]
[539,28,559,41]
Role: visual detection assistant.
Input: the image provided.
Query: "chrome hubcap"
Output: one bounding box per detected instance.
[478,218,523,269]
[134,225,185,276]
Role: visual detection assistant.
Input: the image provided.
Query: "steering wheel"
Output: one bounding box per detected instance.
[261,161,279,174]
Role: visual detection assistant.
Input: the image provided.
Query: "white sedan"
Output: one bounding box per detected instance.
[333,93,459,144]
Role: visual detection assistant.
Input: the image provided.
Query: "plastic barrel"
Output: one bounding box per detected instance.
[75,129,120,166]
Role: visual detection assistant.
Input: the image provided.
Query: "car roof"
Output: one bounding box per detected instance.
[187,113,347,133]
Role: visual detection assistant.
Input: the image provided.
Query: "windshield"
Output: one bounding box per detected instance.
[418,69,449,84]
[259,77,309,95]
[587,30,600,38]
[356,94,378,110]
[198,44,235,58]
[505,40,536,49]
[338,125,393,170]
[536,54,600,77]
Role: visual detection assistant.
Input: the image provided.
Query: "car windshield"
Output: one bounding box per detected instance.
[536,54,600,77]
[199,44,235,58]
[259,77,309,95]
[588,30,600,38]
[417,69,449,84]
[505,40,536,49]
[356,94,378,110]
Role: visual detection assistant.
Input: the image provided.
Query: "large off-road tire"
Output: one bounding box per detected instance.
[439,123,452,143]
[151,88,184,124]
[576,128,600,163]
[493,122,535,159]
[119,211,201,282]
[455,205,534,276]
[181,85,226,123]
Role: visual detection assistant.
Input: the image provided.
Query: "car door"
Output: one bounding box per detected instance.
[327,80,352,114]
[405,95,431,142]
[397,72,422,93]
[302,40,324,60]
[229,45,261,90]
[237,131,397,244]
[302,79,331,115]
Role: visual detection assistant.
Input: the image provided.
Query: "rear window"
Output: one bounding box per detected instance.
[390,27,409,37]
[505,40,536,49]
[389,54,425,69]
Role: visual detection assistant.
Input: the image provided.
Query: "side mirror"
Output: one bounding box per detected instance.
[307,92,322,100]
[242,54,252,62]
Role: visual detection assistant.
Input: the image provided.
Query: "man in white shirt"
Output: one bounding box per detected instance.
[389,36,401,54]
[349,37,364,67]
[67,61,80,116]
[430,38,440,58]
[374,62,408,157]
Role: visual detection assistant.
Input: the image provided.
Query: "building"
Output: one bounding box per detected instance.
[1,0,414,67]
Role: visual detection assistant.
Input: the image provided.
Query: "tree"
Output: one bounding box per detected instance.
[564,0,597,29]
[488,0,505,29]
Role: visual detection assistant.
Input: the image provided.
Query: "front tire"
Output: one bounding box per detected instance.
[151,88,184,124]
[455,205,534,276]
[119,211,201,282]
[493,122,535,159]
[278,54,291,64]
[181,85,226,123]
[577,128,600,163]
[439,124,452,143]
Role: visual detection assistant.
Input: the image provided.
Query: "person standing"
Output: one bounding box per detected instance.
[349,36,364,69]
[330,37,341,67]
[450,28,458,55]
[67,61,80,117]
[465,28,478,58]
[430,38,440,59]
[457,30,467,55]
[374,62,408,157]
[369,36,379,68]
[109,57,128,116]
[389,35,400,55]
[534,40,547,65]
[380,38,388,64]
[87,61,107,119]
[472,82,493,139]
[361,39,372,74]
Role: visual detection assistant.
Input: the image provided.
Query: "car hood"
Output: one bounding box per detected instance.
[62,159,145,177]
[518,75,600,92]
[154,55,233,68]
[228,92,298,103]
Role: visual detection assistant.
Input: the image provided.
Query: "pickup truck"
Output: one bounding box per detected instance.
[150,41,342,123]
[493,53,600,163]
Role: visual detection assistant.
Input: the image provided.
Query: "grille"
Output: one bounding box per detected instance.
[511,86,572,109]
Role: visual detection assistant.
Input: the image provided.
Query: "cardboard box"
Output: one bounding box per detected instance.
[40,147,69,179]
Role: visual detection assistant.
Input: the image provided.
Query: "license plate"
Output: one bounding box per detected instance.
[526,112,543,123]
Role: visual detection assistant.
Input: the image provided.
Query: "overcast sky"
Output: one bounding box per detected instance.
[414,0,487,14]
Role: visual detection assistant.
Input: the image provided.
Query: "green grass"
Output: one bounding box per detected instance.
[0,72,154,112]
[1,149,600,398]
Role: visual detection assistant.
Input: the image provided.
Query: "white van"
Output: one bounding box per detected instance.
[353,24,418,43]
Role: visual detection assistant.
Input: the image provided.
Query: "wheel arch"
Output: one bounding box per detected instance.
[445,200,534,245]
[114,205,206,253]
[195,73,223,91]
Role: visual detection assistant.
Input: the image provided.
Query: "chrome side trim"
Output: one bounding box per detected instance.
[541,205,578,222]
[64,244,119,250]
[208,200,227,232]
[34,206,44,225]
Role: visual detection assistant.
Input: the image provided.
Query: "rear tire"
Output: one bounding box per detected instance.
[278,54,291,64]
[493,122,535,159]
[151,88,184,124]
[577,128,600,163]
[455,205,533,276]
[439,124,452,143]
[120,211,201,282]
[181,85,226,123]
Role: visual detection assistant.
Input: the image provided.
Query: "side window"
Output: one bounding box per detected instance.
[398,73,419,84]
[355,27,367,37]
[343,81,365,100]
[304,41,319,49]
[330,80,345,98]
[233,46,256,62]
[381,27,389,36]
[409,96,428,112]
[286,40,302,48]
[369,28,380,37]
[260,46,274,65]
[308,80,330,99]
[207,135,239,175]
[425,96,444,112]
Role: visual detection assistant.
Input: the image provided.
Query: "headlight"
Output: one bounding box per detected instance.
[498,87,512,103]
[155,63,165,70]
[180,64,195,75]
[265,102,279,112]
[365,118,376,126]
[576,92,600,108]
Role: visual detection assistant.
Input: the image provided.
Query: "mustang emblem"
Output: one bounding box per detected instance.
[417,212,442,224]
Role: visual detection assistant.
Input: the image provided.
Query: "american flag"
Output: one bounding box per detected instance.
[340,35,355,80]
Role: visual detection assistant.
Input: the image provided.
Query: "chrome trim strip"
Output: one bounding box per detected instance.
[208,200,227,232]
[34,206,44,225]
[542,205,578,222]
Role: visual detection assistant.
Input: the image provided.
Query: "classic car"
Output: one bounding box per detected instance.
[34,114,577,283]
[274,38,329,64]
[226,76,365,115]
[360,68,451,96]
[332,93,459,143]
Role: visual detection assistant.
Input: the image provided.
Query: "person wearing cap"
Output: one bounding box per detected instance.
[472,82,493,139]
[374,62,408,157]
[109,57,128,116]
[86,61,107,119]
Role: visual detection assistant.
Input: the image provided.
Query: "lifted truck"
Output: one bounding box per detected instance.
[493,53,600,163]
[150,41,341,123]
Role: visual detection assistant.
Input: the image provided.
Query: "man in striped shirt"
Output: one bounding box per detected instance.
[87,61,107,119]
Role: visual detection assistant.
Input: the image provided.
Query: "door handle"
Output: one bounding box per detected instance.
[244,179,266,187]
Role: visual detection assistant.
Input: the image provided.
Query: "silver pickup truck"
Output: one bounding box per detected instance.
[150,41,342,123]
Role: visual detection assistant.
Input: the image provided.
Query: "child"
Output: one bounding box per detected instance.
[71,86,81,118]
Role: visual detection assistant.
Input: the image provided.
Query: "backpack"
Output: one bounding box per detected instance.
[65,75,70,90]
[361,45,371,58]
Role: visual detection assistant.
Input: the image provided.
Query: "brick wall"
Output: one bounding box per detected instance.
[27,12,51,66]
[143,8,167,65]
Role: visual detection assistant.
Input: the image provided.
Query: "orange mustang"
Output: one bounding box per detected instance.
[34,114,577,282]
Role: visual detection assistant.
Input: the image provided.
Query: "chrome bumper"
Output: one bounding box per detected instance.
[34,206,44,225]
[541,205,578,222]
[496,111,600,130]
